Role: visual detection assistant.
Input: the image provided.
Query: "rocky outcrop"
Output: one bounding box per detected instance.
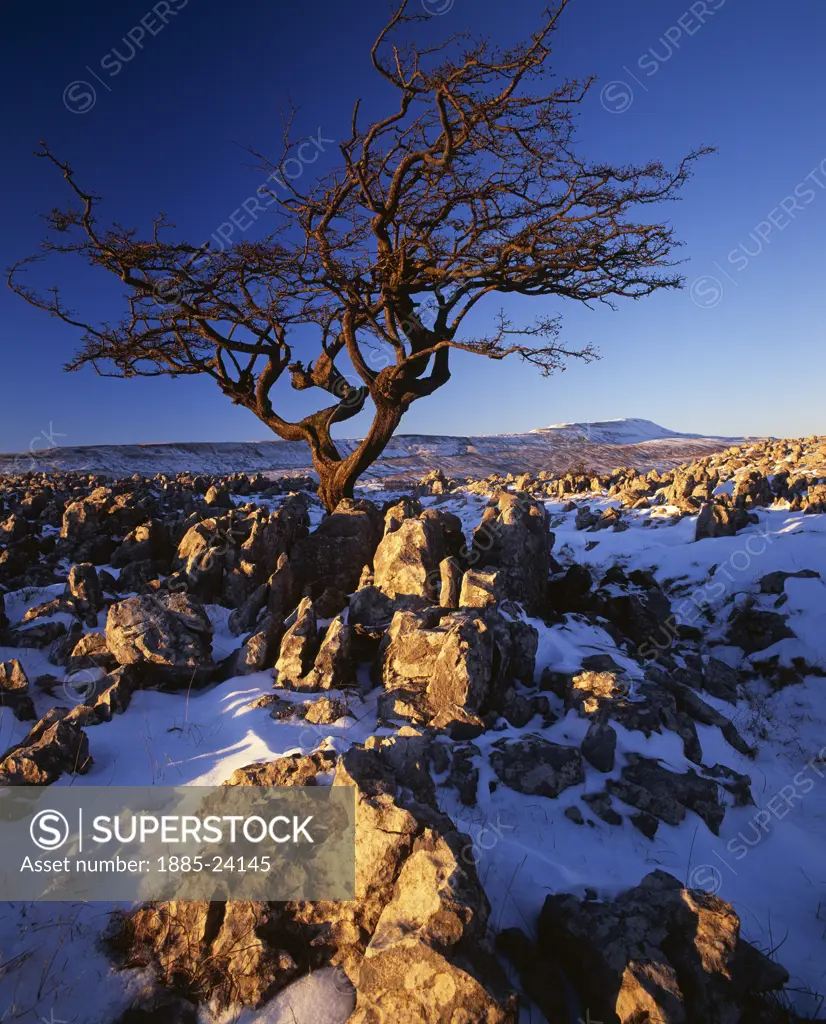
[116,745,516,1021]
[66,562,104,626]
[68,631,117,673]
[439,555,463,609]
[273,597,318,689]
[695,501,758,541]
[374,514,445,602]
[727,606,795,654]
[379,607,537,730]
[218,615,285,680]
[0,659,36,720]
[500,871,789,1024]
[111,519,172,567]
[470,492,552,614]
[490,734,584,798]
[0,709,91,784]
[290,499,382,596]
[272,600,355,692]
[459,569,504,609]
[105,591,214,686]
[303,615,354,691]
[607,754,725,834]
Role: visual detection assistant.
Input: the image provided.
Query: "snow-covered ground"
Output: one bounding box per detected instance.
[2,479,825,1021]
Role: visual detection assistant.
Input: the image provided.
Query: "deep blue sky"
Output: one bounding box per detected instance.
[1,0,824,453]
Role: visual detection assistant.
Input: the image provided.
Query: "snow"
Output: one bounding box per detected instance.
[530,416,742,445]
[0,418,747,480]
[228,968,355,1024]
[3,476,826,1019]
[448,492,826,1017]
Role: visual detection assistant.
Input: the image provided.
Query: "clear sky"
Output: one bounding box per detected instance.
[1,0,824,453]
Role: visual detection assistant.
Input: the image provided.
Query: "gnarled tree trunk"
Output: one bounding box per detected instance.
[313,401,404,513]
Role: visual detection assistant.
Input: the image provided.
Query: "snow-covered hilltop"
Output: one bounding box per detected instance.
[530,416,736,445]
[0,417,749,480]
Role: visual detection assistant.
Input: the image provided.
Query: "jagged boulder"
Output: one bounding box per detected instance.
[459,569,505,609]
[374,514,445,602]
[218,615,285,679]
[111,519,172,567]
[379,609,446,723]
[116,901,302,1011]
[581,717,617,773]
[695,502,758,541]
[105,591,214,686]
[727,606,795,654]
[0,709,91,784]
[490,734,584,798]
[64,664,141,726]
[500,870,789,1024]
[0,513,34,543]
[546,563,594,615]
[61,487,144,545]
[733,470,773,508]
[227,582,268,637]
[116,745,516,1020]
[379,607,535,729]
[601,584,673,651]
[426,613,497,728]
[303,615,354,691]
[290,498,383,596]
[204,483,232,508]
[470,492,552,614]
[273,597,318,689]
[439,556,463,609]
[607,754,725,834]
[267,552,294,619]
[66,562,104,626]
[759,568,820,594]
[0,659,36,720]
[174,516,233,600]
[61,488,115,540]
[702,657,741,702]
[349,584,396,630]
[67,630,116,679]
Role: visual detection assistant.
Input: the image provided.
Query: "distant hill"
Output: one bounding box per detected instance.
[529,417,720,445]
[0,418,751,480]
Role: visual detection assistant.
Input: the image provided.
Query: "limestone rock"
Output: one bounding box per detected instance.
[0,712,91,784]
[68,631,118,673]
[607,754,725,834]
[504,870,791,1024]
[374,515,445,602]
[490,735,584,798]
[459,569,504,609]
[695,502,758,541]
[303,615,354,691]
[66,562,103,626]
[439,556,463,609]
[581,717,617,773]
[273,597,318,690]
[105,591,214,686]
[470,492,552,614]
[290,499,382,596]
[0,659,36,720]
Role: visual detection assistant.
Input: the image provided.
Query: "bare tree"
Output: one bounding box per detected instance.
[9,0,709,511]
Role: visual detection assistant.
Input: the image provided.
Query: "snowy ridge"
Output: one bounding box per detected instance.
[0,418,749,480]
[530,416,731,444]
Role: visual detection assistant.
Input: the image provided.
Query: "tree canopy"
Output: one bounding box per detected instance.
[9,0,709,510]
